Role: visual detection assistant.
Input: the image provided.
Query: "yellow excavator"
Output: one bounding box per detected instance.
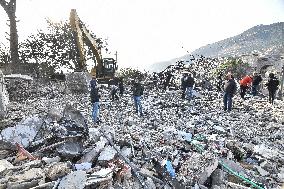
[69,9,118,83]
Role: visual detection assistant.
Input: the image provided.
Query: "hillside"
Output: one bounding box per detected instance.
[192,22,284,57]
[148,22,284,72]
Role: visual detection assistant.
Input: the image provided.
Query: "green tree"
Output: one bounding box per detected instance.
[215,57,250,79]
[116,68,146,83]
[18,19,108,74]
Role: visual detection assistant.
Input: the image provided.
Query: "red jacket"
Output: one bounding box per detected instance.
[240,76,252,86]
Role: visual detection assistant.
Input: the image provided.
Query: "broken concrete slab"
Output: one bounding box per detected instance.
[0,159,13,174]
[97,146,117,162]
[0,116,43,148]
[198,159,219,185]
[86,168,113,187]
[45,162,72,181]
[42,156,61,164]
[211,169,224,186]
[255,165,270,177]
[79,139,106,163]
[74,162,92,171]
[58,170,87,189]
[121,146,132,158]
[56,141,83,158]
[10,168,45,185]
[47,108,62,122]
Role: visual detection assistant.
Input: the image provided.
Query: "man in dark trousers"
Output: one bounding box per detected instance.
[186,73,195,100]
[251,72,262,96]
[163,72,173,90]
[181,73,188,99]
[111,85,119,101]
[223,73,237,112]
[217,73,223,92]
[118,78,124,96]
[132,80,144,116]
[90,86,101,124]
[265,73,279,104]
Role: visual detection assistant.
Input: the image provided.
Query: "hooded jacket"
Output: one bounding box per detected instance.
[224,79,237,95]
[266,77,279,91]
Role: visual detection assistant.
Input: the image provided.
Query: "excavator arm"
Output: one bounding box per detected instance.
[69,9,103,75]
[69,9,117,81]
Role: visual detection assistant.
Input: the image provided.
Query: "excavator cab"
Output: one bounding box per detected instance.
[101,58,117,76]
[90,58,117,79]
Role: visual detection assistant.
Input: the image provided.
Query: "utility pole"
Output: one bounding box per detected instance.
[279,65,284,100]
[279,23,284,100]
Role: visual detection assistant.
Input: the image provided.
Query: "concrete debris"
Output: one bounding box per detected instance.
[98,146,117,162]
[45,162,72,181]
[255,165,270,177]
[42,156,61,164]
[0,57,283,188]
[56,141,83,157]
[74,162,92,170]
[1,116,43,148]
[0,159,13,173]
[198,159,219,185]
[66,72,91,93]
[58,170,87,189]
[86,168,113,187]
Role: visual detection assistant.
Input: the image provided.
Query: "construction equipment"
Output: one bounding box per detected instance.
[69,9,118,83]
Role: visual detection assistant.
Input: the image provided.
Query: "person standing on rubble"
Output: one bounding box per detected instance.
[265,73,279,104]
[251,72,262,96]
[152,72,158,89]
[186,73,195,100]
[216,73,223,92]
[181,73,188,99]
[239,75,253,99]
[90,85,101,124]
[223,73,237,112]
[132,79,144,116]
[111,85,119,101]
[163,72,173,90]
[118,78,124,96]
[90,75,97,89]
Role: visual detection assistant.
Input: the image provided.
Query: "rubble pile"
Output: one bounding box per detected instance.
[0,72,283,189]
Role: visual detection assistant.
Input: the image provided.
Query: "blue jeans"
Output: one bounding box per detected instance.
[92,102,100,122]
[223,92,232,111]
[133,96,143,115]
[186,87,193,99]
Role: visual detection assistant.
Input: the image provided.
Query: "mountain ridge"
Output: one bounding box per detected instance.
[148,22,284,72]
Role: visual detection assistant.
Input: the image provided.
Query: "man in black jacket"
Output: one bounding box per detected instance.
[181,73,188,99]
[251,72,262,96]
[90,86,100,123]
[265,73,279,104]
[223,73,237,112]
[186,74,195,100]
[132,80,144,116]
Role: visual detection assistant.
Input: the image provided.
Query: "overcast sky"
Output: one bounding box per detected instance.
[0,0,284,70]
